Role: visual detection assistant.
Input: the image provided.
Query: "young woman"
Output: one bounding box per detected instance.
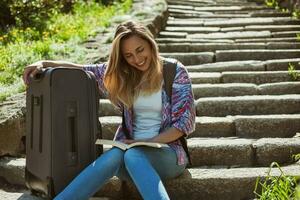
[23,20,195,200]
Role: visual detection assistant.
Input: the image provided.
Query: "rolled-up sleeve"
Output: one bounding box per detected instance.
[171,62,196,136]
[83,63,108,98]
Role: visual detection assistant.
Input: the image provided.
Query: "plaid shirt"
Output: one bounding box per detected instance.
[83,58,196,165]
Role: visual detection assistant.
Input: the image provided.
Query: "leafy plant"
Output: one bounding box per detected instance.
[288,63,300,81]
[0,0,132,102]
[254,162,299,200]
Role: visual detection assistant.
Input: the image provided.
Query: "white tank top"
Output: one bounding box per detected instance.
[133,88,162,140]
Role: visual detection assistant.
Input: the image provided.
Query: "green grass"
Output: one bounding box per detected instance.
[254,156,300,200]
[0,0,132,102]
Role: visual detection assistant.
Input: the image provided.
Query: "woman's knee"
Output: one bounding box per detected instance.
[123,147,146,165]
[95,147,124,168]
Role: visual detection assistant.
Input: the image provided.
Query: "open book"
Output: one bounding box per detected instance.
[95,139,169,150]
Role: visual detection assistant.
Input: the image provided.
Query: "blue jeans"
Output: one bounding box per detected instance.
[53,146,186,200]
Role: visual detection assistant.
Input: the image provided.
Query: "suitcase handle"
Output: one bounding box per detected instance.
[67,102,78,166]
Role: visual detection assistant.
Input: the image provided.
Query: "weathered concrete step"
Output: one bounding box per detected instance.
[158,31,187,38]
[189,71,300,84]
[166,0,260,8]
[235,37,299,43]
[167,5,275,12]
[196,94,300,117]
[194,115,300,138]
[193,82,300,98]
[158,42,300,52]
[244,25,300,32]
[272,31,300,38]
[215,49,300,61]
[188,137,300,167]
[0,190,42,200]
[164,25,300,33]
[101,137,300,167]
[185,59,300,72]
[166,20,205,27]
[187,31,272,39]
[156,37,235,43]
[99,83,300,116]
[168,5,272,12]
[96,163,300,200]
[159,43,263,52]
[164,26,221,33]
[249,10,291,17]
[159,52,214,65]
[156,37,299,43]
[202,17,300,27]
[169,13,251,18]
[99,114,300,139]
[1,156,300,200]
[194,6,272,12]
[0,190,108,200]
[99,99,121,117]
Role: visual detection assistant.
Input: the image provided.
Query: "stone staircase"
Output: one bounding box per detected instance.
[97,0,300,199]
[1,0,300,199]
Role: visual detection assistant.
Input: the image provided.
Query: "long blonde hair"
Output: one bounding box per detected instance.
[104,20,163,109]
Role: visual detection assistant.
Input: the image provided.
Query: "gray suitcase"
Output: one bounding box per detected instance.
[25,67,102,199]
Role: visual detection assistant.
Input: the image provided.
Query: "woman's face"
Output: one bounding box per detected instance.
[121,35,152,72]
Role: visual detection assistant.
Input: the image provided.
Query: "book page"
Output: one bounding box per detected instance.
[95,139,127,150]
[127,142,169,149]
[95,139,168,150]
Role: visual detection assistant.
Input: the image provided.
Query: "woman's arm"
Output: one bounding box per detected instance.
[123,127,184,144]
[150,127,184,143]
[23,60,83,85]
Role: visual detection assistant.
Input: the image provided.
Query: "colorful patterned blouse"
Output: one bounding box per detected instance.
[83,58,196,165]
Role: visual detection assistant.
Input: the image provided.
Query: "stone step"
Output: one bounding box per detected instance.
[189,71,300,84]
[187,31,272,39]
[215,49,300,61]
[196,94,300,117]
[168,9,291,18]
[167,5,276,13]
[188,137,300,167]
[245,25,300,32]
[158,31,187,38]
[96,163,300,199]
[1,157,300,200]
[249,10,291,17]
[164,26,221,33]
[169,13,252,18]
[167,0,262,7]
[235,37,299,43]
[271,31,300,38]
[193,82,300,98]
[156,37,299,43]
[194,6,272,12]
[194,115,300,138]
[202,17,300,27]
[0,190,109,200]
[166,20,205,27]
[159,52,214,65]
[158,42,300,52]
[100,114,300,139]
[101,137,300,167]
[164,25,300,33]
[156,38,235,43]
[185,59,300,72]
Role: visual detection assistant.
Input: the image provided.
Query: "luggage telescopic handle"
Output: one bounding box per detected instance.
[67,102,78,166]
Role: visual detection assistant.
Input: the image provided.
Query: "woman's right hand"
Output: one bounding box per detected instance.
[23,60,45,86]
